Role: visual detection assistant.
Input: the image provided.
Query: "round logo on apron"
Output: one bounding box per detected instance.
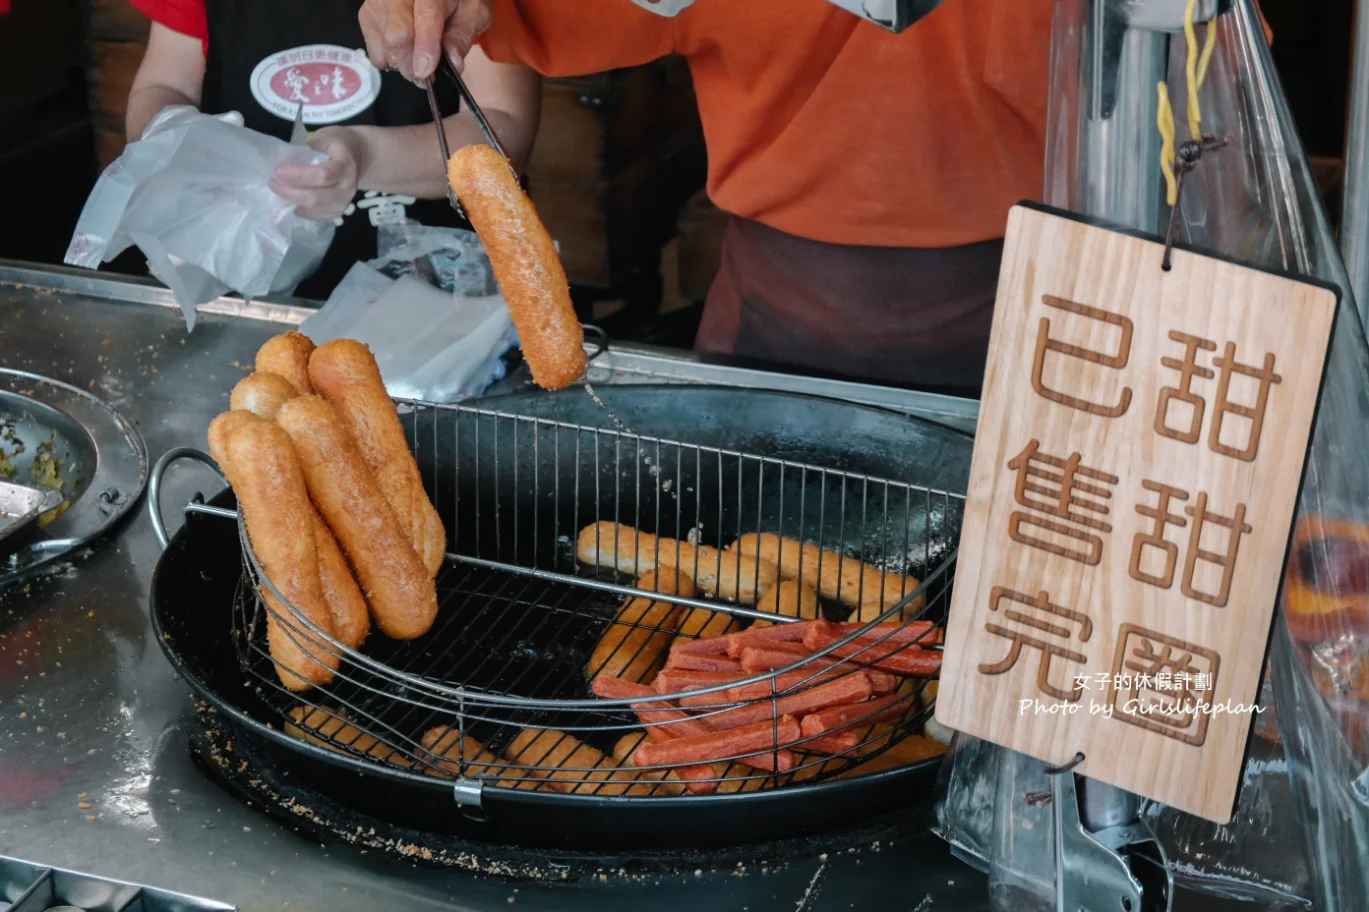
[248,45,382,124]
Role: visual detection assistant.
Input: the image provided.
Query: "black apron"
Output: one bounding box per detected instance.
[203,0,467,300]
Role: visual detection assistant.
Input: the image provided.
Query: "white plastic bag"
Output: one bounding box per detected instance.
[300,264,516,403]
[64,107,334,330]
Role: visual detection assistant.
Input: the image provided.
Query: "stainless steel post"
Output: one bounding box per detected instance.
[1342,0,1369,324]
[1070,0,1223,886]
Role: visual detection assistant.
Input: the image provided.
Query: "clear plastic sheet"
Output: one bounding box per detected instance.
[373,222,500,298]
[63,107,334,330]
[300,263,515,403]
[936,0,1367,906]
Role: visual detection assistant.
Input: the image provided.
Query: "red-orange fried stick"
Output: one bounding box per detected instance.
[800,693,912,737]
[804,622,942,677]
[808,618,939,649]
[595,676,788,772]
[666,650,743,673]
[634,717,802,770]
[653,668,748,695]
[722,622,821,656]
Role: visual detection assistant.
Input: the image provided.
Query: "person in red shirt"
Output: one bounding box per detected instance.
[124,0,541,300]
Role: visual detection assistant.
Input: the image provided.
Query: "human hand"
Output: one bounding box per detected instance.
[270,127,368,221]
[359,0,492,82]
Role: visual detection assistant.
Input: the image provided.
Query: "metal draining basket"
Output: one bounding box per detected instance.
[228,399,963,797]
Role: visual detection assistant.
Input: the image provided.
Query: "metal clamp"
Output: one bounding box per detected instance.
[452,778,488,822]
[1051,768,1172,912]
[148,447,227,550]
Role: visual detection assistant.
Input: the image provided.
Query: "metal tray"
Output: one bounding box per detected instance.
[0,855,234,912]
[0,480,63,555]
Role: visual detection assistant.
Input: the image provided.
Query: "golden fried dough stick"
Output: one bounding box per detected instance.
[208,411,339,690]
[308,339,446,577]
[230,371,299,421]
[576,521,778,604]
[448,144,586,391]
[586,569,690,683]
[255,332,315,395]
[276,395,438,640]
[733,533,923,620]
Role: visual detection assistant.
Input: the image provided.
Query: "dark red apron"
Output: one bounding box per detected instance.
[696,217,1001,392]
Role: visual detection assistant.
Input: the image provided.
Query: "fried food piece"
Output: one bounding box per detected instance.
[611,732,686,795]
[733,532,922,620]
[800,694,913,750]
[255,332,315,395]
[835,732,949,779]
[419,726,526,787]
[598,676,791,773]
[751,579,821,627]
[634,717,801,770]
[448,144,586,391]
[276,395,438,640]
[226,370,368,646]
[576,521,777,604]
[308,339,446,577]
[666,650,743,673]
[801,624,943,676]
[209,411,338,690]
[503,728,651,796]
[586,569,690,683]
[230,371,300,421]
[284,706,410,767]
[310,510,369,650]
[716,767,772,794]
[673,603,741,643]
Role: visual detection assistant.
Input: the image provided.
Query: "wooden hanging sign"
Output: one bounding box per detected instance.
[935,202,1338,823]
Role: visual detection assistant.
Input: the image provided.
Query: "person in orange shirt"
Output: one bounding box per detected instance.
[357,0,1060,392]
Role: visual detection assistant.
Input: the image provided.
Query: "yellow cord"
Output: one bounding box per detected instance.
[1160,0,1219,206]
[1158,84,1178,205]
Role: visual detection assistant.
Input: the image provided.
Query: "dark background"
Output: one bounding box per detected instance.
[0,0,1356,351]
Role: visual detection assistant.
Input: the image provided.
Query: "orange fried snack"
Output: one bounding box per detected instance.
[448,144,586,391]
[276,395,438,640]
[208,411,339,690]
[308,339,446,577]
[229,371,299,421]
[255,332,315,395]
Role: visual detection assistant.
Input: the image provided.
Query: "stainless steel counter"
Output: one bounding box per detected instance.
[0,261,988,912]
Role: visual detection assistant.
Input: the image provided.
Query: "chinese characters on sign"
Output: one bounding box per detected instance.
[935,204,1337,822]
[979,587,1093,702]
[1107,625,1222,746]
[1006,441,1117,565]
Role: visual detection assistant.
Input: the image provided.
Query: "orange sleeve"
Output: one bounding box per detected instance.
[477,0,674,77]
[1252,0,1273,44]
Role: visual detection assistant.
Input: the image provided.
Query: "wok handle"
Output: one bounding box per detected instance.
[148,447,227,550]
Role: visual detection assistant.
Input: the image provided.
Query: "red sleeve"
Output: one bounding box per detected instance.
[128,0,209,56]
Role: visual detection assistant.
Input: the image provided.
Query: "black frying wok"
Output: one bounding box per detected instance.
[150,385,972,852]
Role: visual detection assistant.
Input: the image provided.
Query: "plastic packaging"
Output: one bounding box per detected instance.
[64,107,334,330]
[373,222,499,298]
[938,1,1364,907]
[300,263,516,403]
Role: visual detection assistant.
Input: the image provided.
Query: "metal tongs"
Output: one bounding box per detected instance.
[422,53,518,219]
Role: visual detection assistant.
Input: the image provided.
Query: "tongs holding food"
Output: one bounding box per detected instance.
[422,53,518,218]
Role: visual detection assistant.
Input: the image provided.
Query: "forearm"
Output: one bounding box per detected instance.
[125,84,199,141]
[350,110,534,200]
